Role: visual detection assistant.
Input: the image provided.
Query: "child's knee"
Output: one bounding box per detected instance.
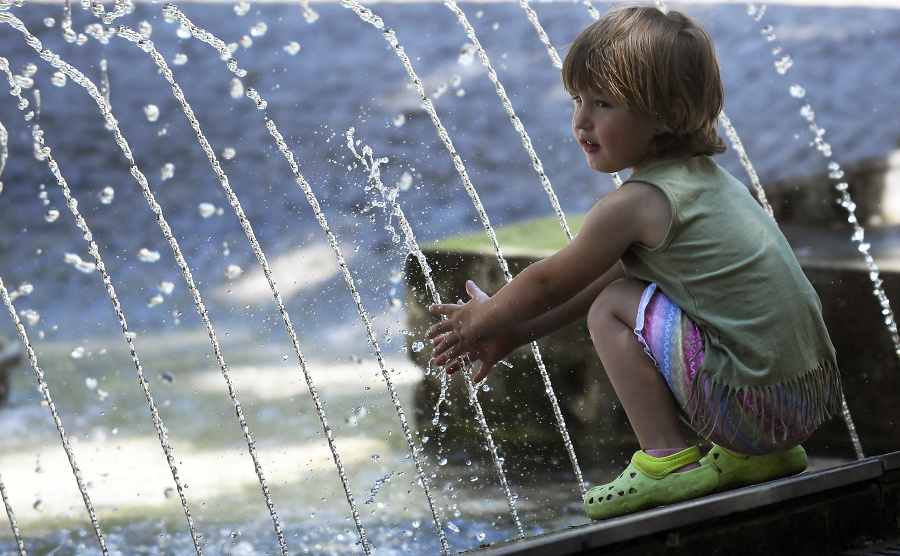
[588,278,646,335]
[587,284,619,338]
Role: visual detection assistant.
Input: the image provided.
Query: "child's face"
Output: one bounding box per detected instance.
[570,89,659,174]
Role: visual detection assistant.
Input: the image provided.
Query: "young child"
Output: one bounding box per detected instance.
[425,3,843,520]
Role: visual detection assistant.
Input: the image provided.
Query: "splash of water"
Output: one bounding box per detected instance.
[346,127,527,538]
[337,1,534,539]
[0,272,108,555]
[0,22,211,554]
[122,7,388,553]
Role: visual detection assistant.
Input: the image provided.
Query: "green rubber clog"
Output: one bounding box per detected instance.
[700,444,808,492]
[584,447,719,521]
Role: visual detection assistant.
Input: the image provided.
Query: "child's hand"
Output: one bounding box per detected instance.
[441,328,515,383]
[426,280,500,381]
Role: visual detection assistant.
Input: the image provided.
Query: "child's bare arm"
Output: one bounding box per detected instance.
[435,262,626,381]
[426,181,669,365]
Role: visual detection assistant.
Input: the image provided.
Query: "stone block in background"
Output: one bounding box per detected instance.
[404,213,900,476]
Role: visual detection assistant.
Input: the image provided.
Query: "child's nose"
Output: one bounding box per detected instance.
[573,110,590,130]
[572,106,592,129]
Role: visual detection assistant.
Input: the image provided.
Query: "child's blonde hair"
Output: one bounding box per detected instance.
[562,4,726,159]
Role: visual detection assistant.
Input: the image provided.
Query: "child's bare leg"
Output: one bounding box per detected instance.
[588,278,687,451]
[583,279,718,520]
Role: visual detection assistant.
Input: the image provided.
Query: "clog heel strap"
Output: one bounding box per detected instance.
[633,446,702,479]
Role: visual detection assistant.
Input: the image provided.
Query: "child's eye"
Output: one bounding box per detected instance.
[571,95,582,104]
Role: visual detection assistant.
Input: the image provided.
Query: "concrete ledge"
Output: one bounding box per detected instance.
[468,452,900,555]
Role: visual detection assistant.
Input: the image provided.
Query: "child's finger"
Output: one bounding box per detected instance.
[428,302,459,316]
[431,332,449,346]
[444,360,461,375]
[425,318,452,339]
[465,280,488,301]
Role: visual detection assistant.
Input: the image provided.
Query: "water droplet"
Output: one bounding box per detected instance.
[458,43,476,66]
[71,346,85,359]
[21,63,37,77]
[447,521,460,533]
[172,53,188,66]
[19,309,39,325]
[139,20,152,38]
[50,72,67,87]
[225,264,243,279]
[392,114,406,127]
[303,8,319,23]
[138,248,161,263]
[176,25,191,40]
[789,85,805,98]
[250,22,267,37]
[143,104,160,122]
[371,454,380,462]
[160,162,175,181]
[748,3,766,21]
[477,532,486,542]
[85,377,98,389]
[283,41,301,55]
[234,1,251,16]
[164,487,175,499]
[147,294,164,307]
[158,281,175,295]
[774,55,793,75]
[14,75,34,89]
[229,78,244,99]
[799,104,814,122]
[246,88,267,109]
[44,209,59,222]
[64,253,96,273]
[43,17,55,27]
[162,372,176,384]
[828,162,844,180]
[198,202,217,218]
[412,340,424,353]
[99,186,115,204]
[221,147,236,160]
[397,171,413,191]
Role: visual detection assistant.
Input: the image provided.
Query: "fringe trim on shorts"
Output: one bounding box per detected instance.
[685,360,844,447]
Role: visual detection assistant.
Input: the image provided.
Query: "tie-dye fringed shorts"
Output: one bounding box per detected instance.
[634,283,812,455]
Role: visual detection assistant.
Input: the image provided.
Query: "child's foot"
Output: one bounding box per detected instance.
[583,446,719,520]
[700,444,808,492]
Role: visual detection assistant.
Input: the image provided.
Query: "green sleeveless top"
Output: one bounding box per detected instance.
[621,156,842,437]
